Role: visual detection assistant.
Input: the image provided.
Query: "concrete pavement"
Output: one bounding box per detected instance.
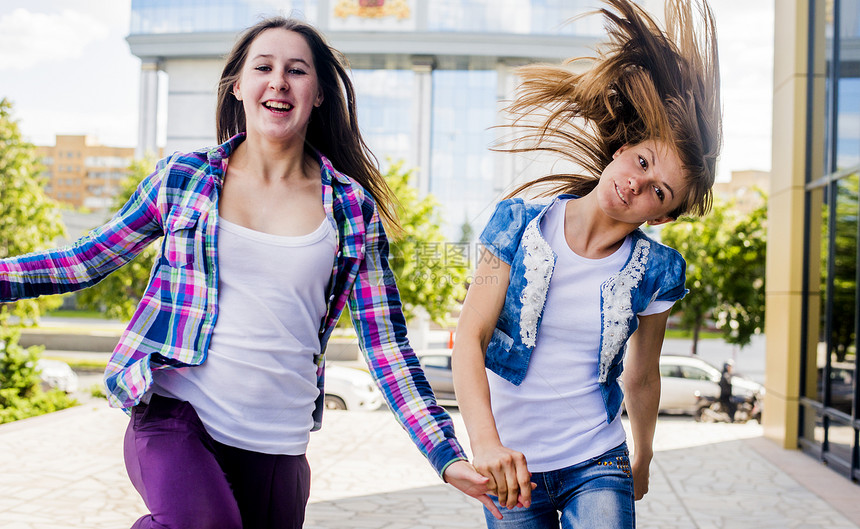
[1,398,858,529]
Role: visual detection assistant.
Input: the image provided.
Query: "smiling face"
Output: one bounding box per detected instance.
[595,139,687,227]
[232,28,323,145]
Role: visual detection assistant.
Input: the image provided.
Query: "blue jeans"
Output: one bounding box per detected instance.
[484,444,635,529]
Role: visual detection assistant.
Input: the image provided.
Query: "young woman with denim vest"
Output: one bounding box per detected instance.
[452,1,722,527]
[0,17,497,529]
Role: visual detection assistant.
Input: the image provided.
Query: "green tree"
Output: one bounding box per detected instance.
[386,161,469,325]
[714,198,767,348]
[660,193,767,353]
[0,98,67,324]
[0,99,76,421]
[76,158,158,320]
[824,173,859,362]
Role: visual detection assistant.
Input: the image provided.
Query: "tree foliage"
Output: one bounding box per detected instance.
[0,99,76,421]
[386,161,469,325]
[0,318,77,423]
[0,98,67,324]
[824,174,859,362]
[76,159,158,320]
[660,193,767,352]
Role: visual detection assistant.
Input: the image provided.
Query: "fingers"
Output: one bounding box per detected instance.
[515,460,533,507]
[478,494,503,520]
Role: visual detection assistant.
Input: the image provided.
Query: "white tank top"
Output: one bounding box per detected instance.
[153,215,336,455]
[488,198,672,472]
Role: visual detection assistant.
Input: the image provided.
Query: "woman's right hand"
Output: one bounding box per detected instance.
[473,442,535,510]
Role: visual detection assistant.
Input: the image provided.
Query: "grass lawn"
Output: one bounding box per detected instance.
[664,328,723,340]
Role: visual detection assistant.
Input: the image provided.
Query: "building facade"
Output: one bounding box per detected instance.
[126,0,608,236]
[35,135,137,210]
[769,0,860,482]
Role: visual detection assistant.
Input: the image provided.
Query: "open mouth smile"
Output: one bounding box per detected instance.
[263,101,294,112]
[614,183,628,205]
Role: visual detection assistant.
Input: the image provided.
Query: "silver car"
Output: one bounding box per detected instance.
[656,355,763,415]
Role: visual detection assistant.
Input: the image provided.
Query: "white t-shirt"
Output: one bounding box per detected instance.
[153,215,336,455]
[488,198,672,472]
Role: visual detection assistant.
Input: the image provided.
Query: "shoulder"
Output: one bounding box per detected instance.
[633,230,687,300]
[479,197,551,264]
[321,156,377,223]
[155,148,211,187]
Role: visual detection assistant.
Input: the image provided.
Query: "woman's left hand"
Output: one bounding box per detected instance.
[443,460,504,520]
[631,453,651,500]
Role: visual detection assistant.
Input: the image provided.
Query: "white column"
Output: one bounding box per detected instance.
[137,59,161,158]
[410,56,435,197]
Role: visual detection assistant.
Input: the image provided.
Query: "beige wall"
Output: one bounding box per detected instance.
[36,135,138,210]
[765,0,826,448]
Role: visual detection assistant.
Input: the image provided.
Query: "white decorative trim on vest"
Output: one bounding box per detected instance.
[519,220,555,348]
[598,238,650,382]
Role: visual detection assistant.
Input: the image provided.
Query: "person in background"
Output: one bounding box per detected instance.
[452,0,722,527]
[0,16,495,529]
[720,360,736,422]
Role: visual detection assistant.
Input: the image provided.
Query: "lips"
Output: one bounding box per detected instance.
[614,182,629,205]
[263,101,293,112]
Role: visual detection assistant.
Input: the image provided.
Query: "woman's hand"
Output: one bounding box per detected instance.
[631,451,652,500]
[472,443,534,510]
[443,460,503,520]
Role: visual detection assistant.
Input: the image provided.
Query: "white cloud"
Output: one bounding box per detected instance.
[0,8,109,70]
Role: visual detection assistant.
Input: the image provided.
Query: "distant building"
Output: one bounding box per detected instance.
[126,0,605,235]
[713,169,769,215]
[35,135,137,210]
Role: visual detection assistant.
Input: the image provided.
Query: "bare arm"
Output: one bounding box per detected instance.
[452,249,533,514]
[622,310,670,501]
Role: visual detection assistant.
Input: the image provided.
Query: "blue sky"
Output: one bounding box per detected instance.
[0,0,773,182]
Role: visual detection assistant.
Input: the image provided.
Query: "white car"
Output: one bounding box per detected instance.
[656,355,763,415]
[323,363,383,411]
[36,359,79,393]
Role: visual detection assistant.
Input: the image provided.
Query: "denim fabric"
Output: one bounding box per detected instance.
[483,444,635,529]
[479,196,687,422]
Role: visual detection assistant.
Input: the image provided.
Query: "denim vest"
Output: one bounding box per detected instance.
[479,196,688,422]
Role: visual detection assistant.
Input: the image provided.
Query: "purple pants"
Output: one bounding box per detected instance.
[123,394,311,529]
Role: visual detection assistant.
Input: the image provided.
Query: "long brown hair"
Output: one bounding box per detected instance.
[215,17,401,232]
[502,0,721,219]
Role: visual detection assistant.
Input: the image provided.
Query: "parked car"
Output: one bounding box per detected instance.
[36,358,79,393]
[323,363,383,411]
[816,363,854,414]
[416,350,457,404]
[657,355,763,415]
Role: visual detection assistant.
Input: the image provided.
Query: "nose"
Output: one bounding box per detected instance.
[628,174,641,194]
[270,75,289,91]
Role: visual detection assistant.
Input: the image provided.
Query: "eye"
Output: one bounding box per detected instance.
[288,68,307,75]
[653,185,665,201]
[254,65,271,72]
[638,155,648,170]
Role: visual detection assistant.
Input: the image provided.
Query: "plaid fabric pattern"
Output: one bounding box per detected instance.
[0,134,466,476]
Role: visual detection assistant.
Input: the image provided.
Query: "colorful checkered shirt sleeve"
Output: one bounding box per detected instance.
[0,169,163,301]
[347,202,467,477]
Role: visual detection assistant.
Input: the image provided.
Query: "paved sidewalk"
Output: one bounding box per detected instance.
[0,400,858,529]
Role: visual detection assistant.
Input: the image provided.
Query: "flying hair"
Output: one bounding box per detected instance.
[501,0,721,219]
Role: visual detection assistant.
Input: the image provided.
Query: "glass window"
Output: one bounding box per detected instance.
[426,0,601,35]
[351,69,414,169]
[130,0,319,34]
[430,69,496,238]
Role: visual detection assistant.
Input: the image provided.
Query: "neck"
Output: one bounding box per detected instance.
[564,194,641,258]
[232,131,312,182]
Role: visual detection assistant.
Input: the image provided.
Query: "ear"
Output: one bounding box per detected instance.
[646,215,674,227]
[613,144,629,159]
[314,90,323,108]
[232,81,242,102]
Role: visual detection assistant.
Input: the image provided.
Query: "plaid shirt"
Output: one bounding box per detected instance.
[0,134,466,476]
